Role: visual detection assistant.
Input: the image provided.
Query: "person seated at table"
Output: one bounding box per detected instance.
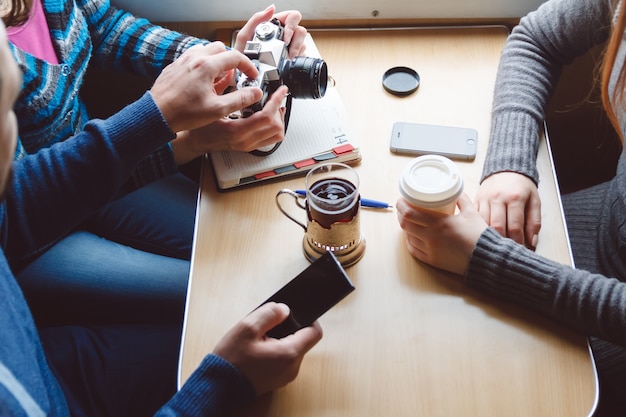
[4,0,305,326]
[0,19,322,416]
[397,0,626,415]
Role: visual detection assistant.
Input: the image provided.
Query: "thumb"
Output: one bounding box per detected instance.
[220,87,263,116]
[251,302,291,334]
[456,193,474,212]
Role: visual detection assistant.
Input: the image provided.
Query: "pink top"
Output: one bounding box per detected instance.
[7,0,59,64]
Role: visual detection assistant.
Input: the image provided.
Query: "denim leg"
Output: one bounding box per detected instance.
[17,230,190,325]
[82,173,199,260]
[40,323,180,417]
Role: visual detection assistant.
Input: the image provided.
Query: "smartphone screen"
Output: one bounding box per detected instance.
[390,122,477,160]
[259,251,355,338]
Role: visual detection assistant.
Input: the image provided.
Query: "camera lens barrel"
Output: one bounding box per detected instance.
[281,57,328,99]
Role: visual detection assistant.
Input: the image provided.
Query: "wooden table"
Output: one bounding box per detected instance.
[178,26,597,417]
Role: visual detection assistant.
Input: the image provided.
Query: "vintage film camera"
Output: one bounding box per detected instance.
[236,18,328,156]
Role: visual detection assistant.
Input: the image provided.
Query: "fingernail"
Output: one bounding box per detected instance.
[532,234,538,248]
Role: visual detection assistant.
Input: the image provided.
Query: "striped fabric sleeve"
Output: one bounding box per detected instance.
[77,0,208,77]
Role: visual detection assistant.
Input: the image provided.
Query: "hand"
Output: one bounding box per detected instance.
[235,5,307,59]
[396,194,488,276]
[213,302,323,396]
[171,86,288,164]
[150,42,262,134]
[475,172,541,249]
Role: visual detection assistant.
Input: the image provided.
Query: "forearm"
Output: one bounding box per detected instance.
[466,228,626,347]
[482,0,613,183]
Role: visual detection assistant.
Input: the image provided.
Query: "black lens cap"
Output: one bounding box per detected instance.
[382,66,420,96]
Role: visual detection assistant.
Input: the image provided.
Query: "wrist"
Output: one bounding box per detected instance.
[170,131,195,165]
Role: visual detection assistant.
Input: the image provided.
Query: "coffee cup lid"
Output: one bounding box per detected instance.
[399,155,464,207]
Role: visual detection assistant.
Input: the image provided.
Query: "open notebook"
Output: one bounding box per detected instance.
[209,35,361,190]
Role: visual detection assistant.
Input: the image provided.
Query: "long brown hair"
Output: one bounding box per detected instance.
[2,0,33,27]
[602,0,626,139]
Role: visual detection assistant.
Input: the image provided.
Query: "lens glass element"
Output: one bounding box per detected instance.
[282,57,328,99]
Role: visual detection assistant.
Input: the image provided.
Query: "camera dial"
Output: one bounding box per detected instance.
[255,21,282,41]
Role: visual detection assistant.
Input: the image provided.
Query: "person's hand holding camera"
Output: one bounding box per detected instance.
[235,4,307,59]
[171,85,288,161]
[169,5,310,164]
[212,302,323,396]
[150,42,262,134]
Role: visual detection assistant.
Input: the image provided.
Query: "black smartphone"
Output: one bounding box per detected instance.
[259,251,355,338]
[390,121,478,160]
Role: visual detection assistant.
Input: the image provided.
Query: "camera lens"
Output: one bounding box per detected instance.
[281,56,328,99]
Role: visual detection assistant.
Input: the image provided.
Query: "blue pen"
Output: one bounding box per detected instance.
[294,190,392,209]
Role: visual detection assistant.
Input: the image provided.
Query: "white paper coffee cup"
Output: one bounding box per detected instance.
[399,155,464,214]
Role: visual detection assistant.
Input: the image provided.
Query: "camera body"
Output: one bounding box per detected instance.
[236,18,328,155]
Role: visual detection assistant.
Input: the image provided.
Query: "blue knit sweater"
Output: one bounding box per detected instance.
[0,93,255,416]
[10,0,205,189]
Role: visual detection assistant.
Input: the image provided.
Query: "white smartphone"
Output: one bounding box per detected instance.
[390,122,478,161]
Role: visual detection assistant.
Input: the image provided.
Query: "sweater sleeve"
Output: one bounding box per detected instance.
[154,354,256,417]
[4,92,176,268]
[466,228,626,347]
[77,0,208,78]
[481,0,613,185]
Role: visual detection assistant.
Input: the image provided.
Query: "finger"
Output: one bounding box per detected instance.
[216,87,263,117]
[505,200,526,245]
[235,5,276,51]
[204,41,228,54]
[525,196,542,249]
[262,85,289,113]
[286,26,307,58]
[214,69,234,94]
[406,237,428,263]
[225,49,259,81]
[274,10,303,46]
[395,198,424,226]
[456,193,475,212]
[250,137,283,153]
[488,201,507,237]
[250,302,291,335]
[476,198,491,225]
[287,321,323,353]
[398,199,441,226]
[198,48,258,81]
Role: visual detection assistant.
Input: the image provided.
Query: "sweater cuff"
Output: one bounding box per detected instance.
[481,112,541,185]
[465,228,556,311]
[157,354,256,417]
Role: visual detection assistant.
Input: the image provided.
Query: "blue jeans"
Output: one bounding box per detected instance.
[40,323,180,417]
[17,173,198,325]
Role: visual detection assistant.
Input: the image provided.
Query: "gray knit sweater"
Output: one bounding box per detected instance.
[468,0,626,348]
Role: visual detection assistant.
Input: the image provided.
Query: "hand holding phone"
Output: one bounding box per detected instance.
[390,122,477,160]
[258,251,355,338]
